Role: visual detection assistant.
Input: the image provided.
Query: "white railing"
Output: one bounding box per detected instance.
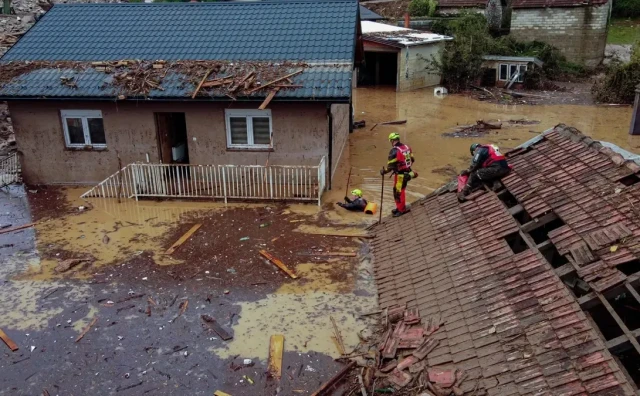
[81,158,326,206]
[0,152,20,188]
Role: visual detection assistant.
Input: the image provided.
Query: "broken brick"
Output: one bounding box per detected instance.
[428,368,456,387]
[387,368,413,389]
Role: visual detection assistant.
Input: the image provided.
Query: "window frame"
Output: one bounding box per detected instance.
[224,109,273,150]
[498,63,509,81]
[60,109,106,149]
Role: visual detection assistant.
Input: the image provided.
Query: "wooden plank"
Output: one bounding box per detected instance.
[201,315,233,340]
[191,69,214,99]
[0,328,18,351]
[554,263,575,278]
[268,334,284,379]
[310,361,356,396]
[75,317,98,343]
[202,76,234,88]
[626,283,640,304]
[165,224,202,255]
[246,70,303,94]
[258,88,280,110]
[0,222,36,235]
[508,204,524,216]
[308,252,357,257]
[520,211,558,233]
[259,250,298,279]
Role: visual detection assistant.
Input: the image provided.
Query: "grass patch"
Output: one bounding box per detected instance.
[608,18,640,45]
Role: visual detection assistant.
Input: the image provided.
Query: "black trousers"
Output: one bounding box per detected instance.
[467,166,511,189]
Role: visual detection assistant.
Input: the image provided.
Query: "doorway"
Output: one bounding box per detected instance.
[155,112,189,164]
[358,51,398,87]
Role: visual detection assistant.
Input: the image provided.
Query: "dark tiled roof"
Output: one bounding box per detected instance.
[0,64,352,100]
[370,125,640,395]
[1,0,358,62]
[439,0,608,7]
[359,5,385,20]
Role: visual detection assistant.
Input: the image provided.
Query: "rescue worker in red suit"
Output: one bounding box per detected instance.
[458,143,511,201]
[380,133,417,217]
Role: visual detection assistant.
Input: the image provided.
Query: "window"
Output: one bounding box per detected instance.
[498,63,527,83]
[60,110,106,148]
[225,109,272,149]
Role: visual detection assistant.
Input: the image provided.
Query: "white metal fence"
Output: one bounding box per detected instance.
[0,152,20,188]
[81,157,326,206]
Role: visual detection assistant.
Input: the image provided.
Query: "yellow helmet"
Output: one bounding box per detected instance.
[351,189,363,198]
[388,132,400,141]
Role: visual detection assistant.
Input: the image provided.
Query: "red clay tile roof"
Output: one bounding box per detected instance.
[438,0,609,8]
[370,124,640,395]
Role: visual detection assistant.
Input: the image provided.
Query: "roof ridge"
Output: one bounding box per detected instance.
[52,0,358,5]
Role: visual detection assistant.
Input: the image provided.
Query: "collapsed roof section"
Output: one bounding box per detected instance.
[361,21,452,48]
[370,124,640,394]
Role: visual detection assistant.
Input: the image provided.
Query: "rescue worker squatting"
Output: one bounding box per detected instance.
[337,189,368,211]
[459,143,511,200]
[381,132,418,217]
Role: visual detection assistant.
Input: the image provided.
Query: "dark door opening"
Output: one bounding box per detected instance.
[358,51,398,87]
[155,112,189,164]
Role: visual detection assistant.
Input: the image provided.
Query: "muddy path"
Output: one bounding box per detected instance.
[0,186,378,395]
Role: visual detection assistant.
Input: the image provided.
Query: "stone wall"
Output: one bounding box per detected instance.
[509,3,611,67]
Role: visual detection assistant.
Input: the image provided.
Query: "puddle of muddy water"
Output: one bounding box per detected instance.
[213,255,376,362]
[325,87,639,215]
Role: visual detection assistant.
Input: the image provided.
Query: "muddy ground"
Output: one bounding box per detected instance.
[0,186,378,395]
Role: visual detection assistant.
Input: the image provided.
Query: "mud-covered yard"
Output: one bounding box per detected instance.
[0,185,377,395]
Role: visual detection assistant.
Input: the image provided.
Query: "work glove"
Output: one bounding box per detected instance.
[344,196,350,203]
[380,168,386,176]
[336,202,344,207]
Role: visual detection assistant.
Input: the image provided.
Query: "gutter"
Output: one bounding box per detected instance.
[0,96,351,103]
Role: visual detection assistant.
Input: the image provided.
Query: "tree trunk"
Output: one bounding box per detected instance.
[2,0,10,15]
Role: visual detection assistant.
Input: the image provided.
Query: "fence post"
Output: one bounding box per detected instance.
[222,167,228,204]
[132,164,139,201]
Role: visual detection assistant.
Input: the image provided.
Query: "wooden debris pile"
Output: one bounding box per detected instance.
[341,307,469,396]
[0,60,309,105]
[442,119,502,138]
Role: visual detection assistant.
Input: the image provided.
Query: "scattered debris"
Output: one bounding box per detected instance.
[259,250,298,279]
[268,334,284,379]
[310,361,356,396]
[171,300,188,323]
[442,120,502,138]
[201,315,233,341]
[0,328,18,351]
[54,258,92,273]
[75,317,98,343]
[0,222,36,235]
[165,224,202,255]
[353,120,366,129]
[239,237,250,241]
[242,375,254,385]
[330,316,347,356]
[116,381,143,393]
[370,119,407,131]
[214,391,232,396]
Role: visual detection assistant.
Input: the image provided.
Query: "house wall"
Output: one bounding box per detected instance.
[509,3,611,68]
[8,100,333,185]
[631,89,640,136]
[397,42,445,92]
[331,103,350,181]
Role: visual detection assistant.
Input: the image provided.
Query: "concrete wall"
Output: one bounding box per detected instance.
[509,3,611,67]
[8,100,333,185]
[330,103,350,181]
[397,42,445,92]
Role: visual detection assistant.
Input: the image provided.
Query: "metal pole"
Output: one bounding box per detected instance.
[378,171,385,224]
[344,166,353,199]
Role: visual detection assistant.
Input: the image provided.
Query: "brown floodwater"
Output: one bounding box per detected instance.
[326,87,639,215]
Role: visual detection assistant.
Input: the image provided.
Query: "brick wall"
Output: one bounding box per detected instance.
[397,42,445,92]
[509,2,611,67]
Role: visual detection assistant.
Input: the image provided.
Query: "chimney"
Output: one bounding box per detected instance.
[404,13,410,28]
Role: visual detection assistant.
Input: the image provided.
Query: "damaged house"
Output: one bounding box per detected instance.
[370,124,640,393]
[0,0,364,203]
[358,21,451,91]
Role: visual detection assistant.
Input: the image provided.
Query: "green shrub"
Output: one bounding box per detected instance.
[408,0,438,17]
[612,0,640,18]
[592,60,640,104]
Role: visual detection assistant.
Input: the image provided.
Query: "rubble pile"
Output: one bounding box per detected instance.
[0,59,310,98]
[346,307,469,396]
